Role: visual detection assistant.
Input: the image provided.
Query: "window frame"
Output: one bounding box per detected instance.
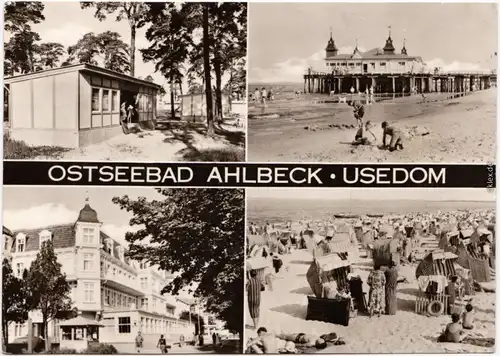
[82,227,95,244]
[118,317,131,334]
[83,282,95,303]
[83,253,94,271]
[16,234,26,253]
[91,87,102,113]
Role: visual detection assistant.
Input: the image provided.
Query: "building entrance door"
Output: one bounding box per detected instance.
[363,64,368,73]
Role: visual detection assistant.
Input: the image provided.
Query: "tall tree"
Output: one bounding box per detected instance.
[80,2,149,77]
[26,241,73,351]
[34,42,65,70]
[2,259,29,348]
[209,3,247,120]
[4,1,45,33]
[4,1,45,74]
[202,4,215,135]
[112,189,244,338]
[66,31,130,73]
[141,3,190,120]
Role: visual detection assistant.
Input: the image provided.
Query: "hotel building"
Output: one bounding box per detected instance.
[3,199,195,345]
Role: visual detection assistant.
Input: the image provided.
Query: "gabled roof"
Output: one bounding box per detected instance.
[4,63,162,89]
[3,226,13,237]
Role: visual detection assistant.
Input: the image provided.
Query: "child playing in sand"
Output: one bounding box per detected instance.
[381,121,404,151]
[462,304,475,330]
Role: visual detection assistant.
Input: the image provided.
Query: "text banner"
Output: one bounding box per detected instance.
[2,162,496,188]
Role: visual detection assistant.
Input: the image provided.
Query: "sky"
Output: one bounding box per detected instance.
[248,2,498,83]
[247,188,496,202]
[4,2,230,95]
[2,187,163,247]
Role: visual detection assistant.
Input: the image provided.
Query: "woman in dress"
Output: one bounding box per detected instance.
[384,260,399,315]
[247,269,264,329]
[367,265,386,317]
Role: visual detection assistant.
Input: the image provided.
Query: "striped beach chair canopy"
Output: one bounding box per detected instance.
[416,249,458,279]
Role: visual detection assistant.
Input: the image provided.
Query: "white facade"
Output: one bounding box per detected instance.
[5,204,196,345]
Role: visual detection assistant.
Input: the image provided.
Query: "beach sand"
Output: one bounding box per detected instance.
[245,247,496,353]
[247,89,496,163]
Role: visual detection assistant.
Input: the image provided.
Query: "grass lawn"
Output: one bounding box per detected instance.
[181,147,245,162]
[3,132,69,159]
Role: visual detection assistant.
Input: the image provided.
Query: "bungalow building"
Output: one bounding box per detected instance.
[4,64,161,148]
[4,198,195,345]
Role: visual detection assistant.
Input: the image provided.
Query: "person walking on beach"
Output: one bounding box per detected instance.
[384,260,399,315]
[367,265,386,318]
[247,269,264,329]
[261,87,268,107]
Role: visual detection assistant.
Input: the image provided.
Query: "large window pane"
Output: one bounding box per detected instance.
[91,88,101,112]
[112,91,118,111]
[102,90,110,112]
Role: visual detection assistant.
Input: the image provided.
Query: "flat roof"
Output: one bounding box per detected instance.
[4,63,162,89]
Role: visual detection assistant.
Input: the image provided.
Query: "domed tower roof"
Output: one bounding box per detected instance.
[76,194,100,224]
[325,29,338,57]
[401,38,408,55]
[383,26,395,54]
[326,35,338,52]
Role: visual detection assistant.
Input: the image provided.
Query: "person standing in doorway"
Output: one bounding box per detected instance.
[247,269,264,329]
[135,331,144,353]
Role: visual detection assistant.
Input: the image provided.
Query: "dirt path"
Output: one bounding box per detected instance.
[248,89,496,163]
[33,123,245,161]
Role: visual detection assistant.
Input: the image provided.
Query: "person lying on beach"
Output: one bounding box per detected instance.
[438,313,464,343]
[462,304,475,330]
[276,331,343,349]
[381,121,404,151]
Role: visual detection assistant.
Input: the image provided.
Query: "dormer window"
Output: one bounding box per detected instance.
[83,228,95,244]
[16,233,26,253]
[118,246,124,261]
[39,230,52,248]
[105,240,113,254]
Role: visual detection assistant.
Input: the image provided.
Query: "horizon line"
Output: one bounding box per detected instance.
[249,197,495,203]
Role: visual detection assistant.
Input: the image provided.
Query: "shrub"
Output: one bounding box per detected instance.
[3,132,69,159]
[83,343,118,354]
[45,348,77,354]
[181,148,245,162]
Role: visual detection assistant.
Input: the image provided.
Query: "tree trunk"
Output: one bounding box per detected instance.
[202,5,214,136]
[130,26,136,77]
[170,79,175,120]
[214,56,223,122]
[179,82,184,97]
[2,321,8,351]
[43,319,49,351]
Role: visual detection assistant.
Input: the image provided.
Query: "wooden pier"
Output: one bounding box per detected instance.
[303,70,497,95]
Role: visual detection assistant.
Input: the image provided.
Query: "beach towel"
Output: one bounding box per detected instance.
[417,275,448,293]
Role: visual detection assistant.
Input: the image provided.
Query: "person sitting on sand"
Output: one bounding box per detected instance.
[438,313,464,343]
[462,304,475,330]
[354,120,375,145]
[381,121,404,151]
[246,327,280,354]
